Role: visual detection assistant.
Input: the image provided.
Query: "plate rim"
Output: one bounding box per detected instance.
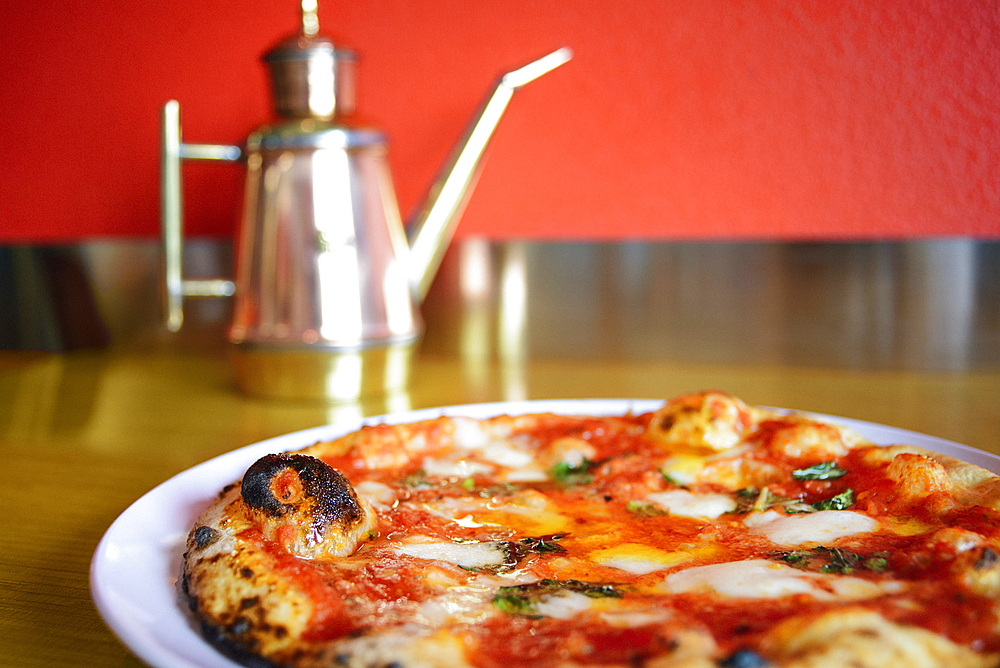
[89,398,999,668]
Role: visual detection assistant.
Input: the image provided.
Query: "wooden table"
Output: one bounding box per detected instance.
[1,239,998,667]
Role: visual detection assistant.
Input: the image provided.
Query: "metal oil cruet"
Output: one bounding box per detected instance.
[161,0,571,402]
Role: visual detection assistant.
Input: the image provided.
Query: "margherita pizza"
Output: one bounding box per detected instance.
[182,391,1000,668]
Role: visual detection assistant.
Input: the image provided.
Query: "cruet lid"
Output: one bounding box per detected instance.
[262,0,357,119]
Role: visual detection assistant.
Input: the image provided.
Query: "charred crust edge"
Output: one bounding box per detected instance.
[242,454,300,517]
[241,453,367,534]
[194,525,222,550]
[180,565,289,668]
[195,614,283,668]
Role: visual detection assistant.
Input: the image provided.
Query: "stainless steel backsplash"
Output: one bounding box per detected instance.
[2,239,997,373]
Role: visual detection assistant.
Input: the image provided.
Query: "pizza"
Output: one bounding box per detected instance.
[181,391,1000,668]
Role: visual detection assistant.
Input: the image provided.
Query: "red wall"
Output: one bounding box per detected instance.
[2,0,998,242]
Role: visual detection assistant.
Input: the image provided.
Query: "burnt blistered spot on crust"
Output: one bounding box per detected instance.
[184,474,343,668]
[194,525,221,550]
[229,616,252,637]
[653,412,678,432]
[197,617,281,668]
[719,648,771,667]
[185,577,307,668]
[180,571,199,612]
[242,454,300,517]
[975,547,1000,570]
[648,391,754,452]
[242,453,367,535]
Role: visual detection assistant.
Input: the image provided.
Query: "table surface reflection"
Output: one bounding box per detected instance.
[1,239,998,667]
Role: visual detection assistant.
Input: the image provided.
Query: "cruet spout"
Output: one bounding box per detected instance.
[405,47,572,303]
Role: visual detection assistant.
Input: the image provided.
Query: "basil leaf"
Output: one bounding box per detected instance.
[550,459,595,485]
[492,579,622,617]
[458,541,527,574]
[792,462,848,481]
[820,547,861,574]
[661,471,687,488]
[627,501,666,517]
[812,488,855,511]
[402,469,433,489]
[519,535,568,555]
[773,547,891,574]
[559,580,622,598]
[733,487,815,514]
[777,550,814,568]
[863,556,889,573]
[492,593,541,618]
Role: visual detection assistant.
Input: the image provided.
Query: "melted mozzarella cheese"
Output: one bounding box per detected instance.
[744,510,878,546]
[451,417,494,449]
[542,437,598,470]
[591,543,695,574]
[418,490,570,534]
[500,467,548,483]
[419,496,493,521]
[661,454,708,486]
[394,539,508,570]
[451,417,527,465]
[534,591,600,619]
[479,490,571,535]
[447,417,538,476]
[422,456,493,478]
[646,489,737,519]
[413,578,503,626]
[479,442,535,468]
[353,480,397,510]
[661,559,893,600]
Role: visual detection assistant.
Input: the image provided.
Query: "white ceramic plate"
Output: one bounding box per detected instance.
[90,399,1000,668]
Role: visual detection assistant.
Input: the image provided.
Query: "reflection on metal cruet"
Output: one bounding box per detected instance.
[159,0,571,401]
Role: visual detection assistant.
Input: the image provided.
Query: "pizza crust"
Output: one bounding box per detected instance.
[183,498,317,665]
[762,608,1000,668]
[861,445,1000,511]
[648,391,760,452]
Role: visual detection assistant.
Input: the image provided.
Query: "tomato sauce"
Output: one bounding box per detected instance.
[240,526,457,642]
[467,616,681,668]
[237,528,353,641]
[876,581,1000,651]
[673,593,835,653]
